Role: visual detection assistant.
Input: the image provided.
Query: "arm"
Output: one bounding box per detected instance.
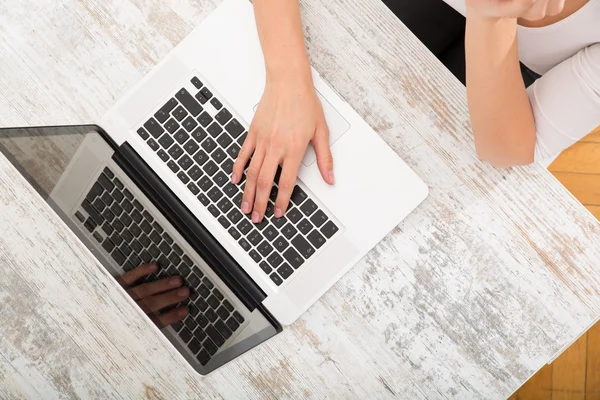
[465,13,536,168]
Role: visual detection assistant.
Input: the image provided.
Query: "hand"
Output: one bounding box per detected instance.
[466,0,565,20]
[231,75,334,222]
[117,263,189,328]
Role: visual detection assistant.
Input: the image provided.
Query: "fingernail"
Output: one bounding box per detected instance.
[169,277,181,286]
[252,211,260,223]
[274,208,283,218]
[241,201,250,213]
[231,173,238,183]
[177,287,189,297]
[328,170,335,185]
[148,263,158,271]
[177,308,188,317]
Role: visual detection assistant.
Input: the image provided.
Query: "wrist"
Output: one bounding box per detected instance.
[466,7,518,26]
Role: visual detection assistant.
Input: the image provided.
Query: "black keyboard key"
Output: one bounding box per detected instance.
[290,186,308,205]
[254,218,269,231]
[195,91,209,105]
[86,182,104,201]
[277,263,294,280]
[273,236,289,252]
[225,143,240,159]
[213,290,224,301]
[155,98,178,123]
[259,261,272,274]
[102,238,115,253]
[84,218,97,232]
[139,234,151,248]
[198,284,211,298]
[214,320,232,340]
[205,309,218,323]
[198,112,213,128]
[187,182,200,195]
[131,240,143,254]
[176,88,203,116]
[267,252,284,269]
[208,187,224,202]
[321,221,339,238]
[121,214,133,228]
[139,250,152,264]
[140,220,152,234]
[191,127,207,143]
[270,273,283,286]
[287,208,303,224]
[233,192,243,208]
[178,155,194,171]
[197,350,211,366]
[308,230,326,249]
[210,97,222,110]
[207,294,220,309]
[144,118,164,138]
[188,165,203,181]
[271,216,286,229]
[212,148,227,164]
[237,131,248,146]
[291,235,315,259]
[223,182,238,198]
[199,87,213,100]
[281,224,297,240]
[257,241,273,257]
[224,119,244,138]
[133,200,143,211]
[228,227,241,240]
[75,211,86,223]
[158,134,174,149]
[201,138,217,153]
[174,129,190,145]
[213,171,228,187]
[164,118,180,134]
[111,248,126,266]
[196,313,210,327]
[130,223,142,237]
[159,241,171,255]
[156,151,170,165]
[111,203,124,218]
[153,221,164,233]
[168,252,181,267]
[167,160,179,173]
[283,247,304,269]
[249,249,261,263]
[193,149,209,166]
[227,209,243,224]
[168,144,184,160]
[188,338,202,354]
[101,222,114,236]
[119,243,132,258]
[310,210,328,228]
[83,200,104,225]
[204,338,218,356]
[188,273,201,288]
[198,193,210,206]
[216,132,233,149]
[147,138,160,151]
[300,199,318,217]
[179,327,193,343]
[208,205,220,217]
[174,105,189,121]
[217,198,233,213]
[215,108,232,125]
[218,216,230,229]
[183,139,199,156]
[247,230,262,246]
[198,176,213,192]
[297,218,313,235]
[137,127,150,140]
[232,311,245,324]
[221,158,234,175]
[226,316,240,332]
[207,122,222,137]
[205,325,225,347]
[237,219,252,235]
[238,238,251,251]
[98,173,115,192]
[112,190,124,204]
[265,202,275,219]
[182,116,198,132]
[191,77,203,89]
[150,231,162,245]
[203,160,219,176]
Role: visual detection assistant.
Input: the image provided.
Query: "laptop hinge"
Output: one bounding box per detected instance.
[113,142,267,311]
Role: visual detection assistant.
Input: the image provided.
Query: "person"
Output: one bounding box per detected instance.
[235,0,600,224]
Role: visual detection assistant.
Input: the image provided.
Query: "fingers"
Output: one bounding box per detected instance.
[274,154,303,218]
[137,287,190,314]
[117,263,158,287]
[232,130,256,185]
[127,275,183,301]
[251,150,281,222]
[545,0,565,15]
[312,123,334,186]
[521,0,550,20]
[150,306,189,329]
[241,145,266,215]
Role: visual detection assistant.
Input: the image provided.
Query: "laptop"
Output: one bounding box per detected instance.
[13,0,427,374]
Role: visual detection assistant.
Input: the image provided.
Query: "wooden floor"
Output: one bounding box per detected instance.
[509,127,600,400]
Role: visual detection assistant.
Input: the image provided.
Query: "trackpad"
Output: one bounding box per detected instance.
[252,89,351,167]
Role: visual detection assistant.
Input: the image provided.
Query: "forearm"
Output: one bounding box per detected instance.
[465,12,536,167]
[253,0,312,83]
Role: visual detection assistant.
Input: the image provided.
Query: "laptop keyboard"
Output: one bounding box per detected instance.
[136,76,340,286]
[75,166,245,366]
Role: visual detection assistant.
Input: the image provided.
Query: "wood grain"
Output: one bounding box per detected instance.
[581,127,600,144]
[586,323,600,397]
[551,172,600,206]
[0,0,600,399]
[518,364,553,400]
[549,142,600,174]
[551,334,587,400]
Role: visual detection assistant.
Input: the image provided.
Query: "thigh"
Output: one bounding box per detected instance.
[381,0,466,57]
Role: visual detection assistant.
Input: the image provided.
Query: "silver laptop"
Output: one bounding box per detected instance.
[8,0,428,375]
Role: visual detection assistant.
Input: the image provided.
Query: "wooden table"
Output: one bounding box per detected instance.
[1,0,600,398]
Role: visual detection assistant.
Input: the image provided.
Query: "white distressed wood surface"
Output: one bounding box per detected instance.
[1,0,600,398]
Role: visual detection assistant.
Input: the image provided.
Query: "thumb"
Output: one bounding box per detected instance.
[312,125,334,185]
